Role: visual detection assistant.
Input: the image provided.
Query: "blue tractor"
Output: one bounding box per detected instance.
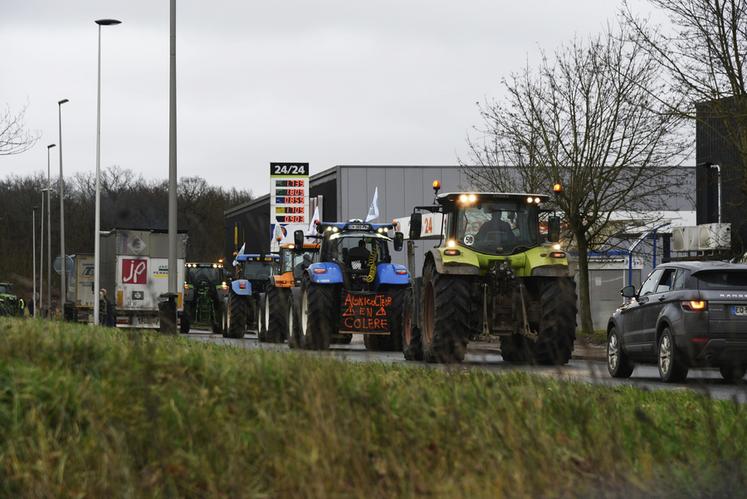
[226,253,277,338]
[288,221,408,351]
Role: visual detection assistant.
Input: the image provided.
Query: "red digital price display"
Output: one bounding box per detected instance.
[276,206,305,214]
[276,215,305,223]
[275,179,305,187]
[275,188,305,196]
[275,196,305,205]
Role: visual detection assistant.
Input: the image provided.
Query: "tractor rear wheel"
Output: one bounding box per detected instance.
[261,286,289,343]
[402,289,423,361]
[421,261,470,363]
[300,281,337,350]
[531,278,577,365]
[363,286,405,352]
[226,292,249,339]
[212,302,224,335]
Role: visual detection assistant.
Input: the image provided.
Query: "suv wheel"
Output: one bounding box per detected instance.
[657,327,688,383]
[607,326,634,378]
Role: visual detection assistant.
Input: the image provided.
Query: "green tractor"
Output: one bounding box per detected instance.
[182,263,228,334]
[0,282,24,317]
[402,188,577,364]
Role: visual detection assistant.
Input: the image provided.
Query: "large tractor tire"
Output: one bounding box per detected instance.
[287,292,303,349]
[260,286,290,343]
[300,281,337,350]
[402,289,423,361]
[363,286,405,352]
[530,278,577,365]
[212,302,224,335]
[421,260,470,363]
[225,292,250,339]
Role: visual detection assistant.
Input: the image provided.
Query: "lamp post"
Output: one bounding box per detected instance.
[32,206,37,318]
[46,143,55,317]
[165,0,178,332]
[39,189,44,315]
[58,98,68,317]
[93,18,122,326]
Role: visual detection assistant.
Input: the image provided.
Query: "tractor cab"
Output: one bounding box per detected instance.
[0,282,23,317]
[302,221,405,291]
[233,254,278,296]
[435,192,560,256]
[276,243,319,287]
[185,263,227,295]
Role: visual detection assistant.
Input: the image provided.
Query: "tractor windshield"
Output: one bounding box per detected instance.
[327,234,391,269]
[242,262,273,280]
[0,284,10,294]
[281,249,317,274]
[455,201,540,255]
[187,268,222,286]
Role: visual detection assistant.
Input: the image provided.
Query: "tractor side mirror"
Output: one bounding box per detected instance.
[393,232,404,252]
[620,285,636,298]
[293,230,304,249]
[548,216,561,242]
[409,213,422,240]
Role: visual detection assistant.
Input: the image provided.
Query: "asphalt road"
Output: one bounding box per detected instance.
[186,329,747,403]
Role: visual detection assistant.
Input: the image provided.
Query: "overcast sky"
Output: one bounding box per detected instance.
[1,0,656,196]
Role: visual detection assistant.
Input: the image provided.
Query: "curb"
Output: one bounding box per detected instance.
[468,345,606,363]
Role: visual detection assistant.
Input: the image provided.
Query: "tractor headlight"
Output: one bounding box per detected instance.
[446,239,457,248]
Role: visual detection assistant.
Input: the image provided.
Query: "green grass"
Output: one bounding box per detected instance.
[1,318,746,498]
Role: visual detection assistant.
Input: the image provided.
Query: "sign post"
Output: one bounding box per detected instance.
[270,162,309,251]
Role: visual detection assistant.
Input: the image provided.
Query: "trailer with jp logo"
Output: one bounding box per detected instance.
[100,229,187,328]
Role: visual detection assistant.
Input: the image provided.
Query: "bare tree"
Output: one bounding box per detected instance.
[0,104,39,156]
[464,25,690,335]
[622,0,747,191]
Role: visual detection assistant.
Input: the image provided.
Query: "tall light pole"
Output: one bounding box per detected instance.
[93,18,122,326]
[167,0,178,329]
[32,206,37,318]
[46,143,55,317]
[58,98,69,317]
[39,189,44,315]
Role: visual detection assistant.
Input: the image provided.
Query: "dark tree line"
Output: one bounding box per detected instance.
[0,166,251,300]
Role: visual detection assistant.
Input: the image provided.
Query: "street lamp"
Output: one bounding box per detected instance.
[32,206,38,318]
[93,18,122,326]
[45,143,55,317]
[58,98,68,317]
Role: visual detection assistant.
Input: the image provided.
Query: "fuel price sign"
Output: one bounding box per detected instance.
[270,163,309,224]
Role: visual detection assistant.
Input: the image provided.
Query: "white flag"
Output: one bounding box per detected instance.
[365,187,380,222]
[232,243,246,267]
[308,205,321,235]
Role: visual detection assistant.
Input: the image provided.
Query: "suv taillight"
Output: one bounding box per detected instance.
[681,300,708,312]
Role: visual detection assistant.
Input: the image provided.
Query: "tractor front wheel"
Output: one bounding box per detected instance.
[421,261,470,363]
[261,286,289,343]
[226,292,249,339]
[531,278,577,365]
[300,281,337,350]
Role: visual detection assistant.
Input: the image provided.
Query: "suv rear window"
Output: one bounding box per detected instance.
[695,271,747,290]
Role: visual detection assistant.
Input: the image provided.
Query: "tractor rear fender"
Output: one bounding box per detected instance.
[375,263,409,286]
[306,262,344,284]
[428,249,481,276]
[231,279,252,296]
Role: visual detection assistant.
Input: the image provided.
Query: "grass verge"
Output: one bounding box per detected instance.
[1,318,746,497]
